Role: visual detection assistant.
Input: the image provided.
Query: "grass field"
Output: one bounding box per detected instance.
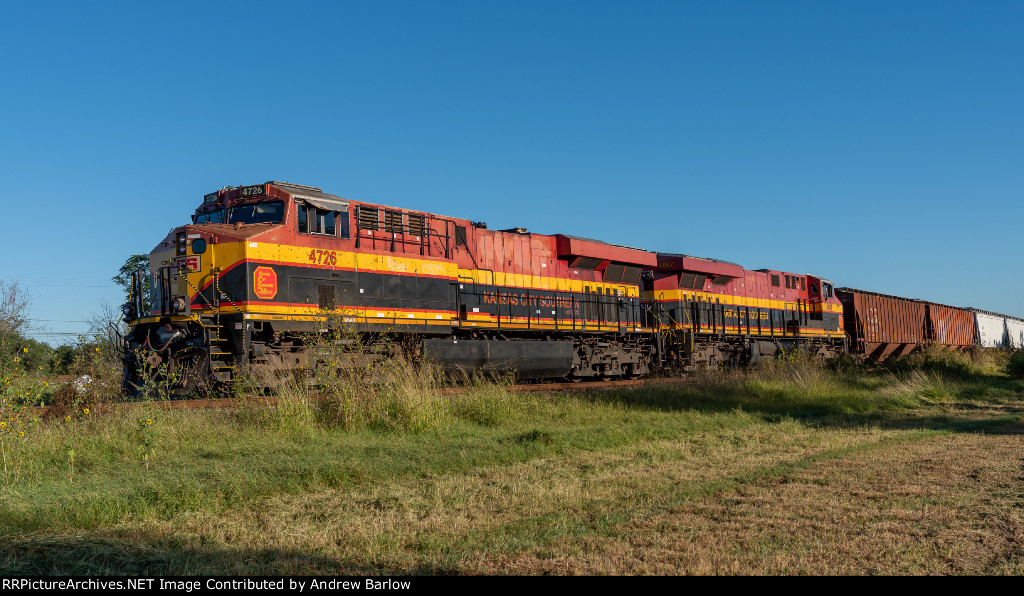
[1,348,1023,575]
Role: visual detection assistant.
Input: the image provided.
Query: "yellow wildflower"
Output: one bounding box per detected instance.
[146,419,152,425]
[0,422,5,428]
[83,408,89,415]
[95,347,101,352]
[18,431,24,437]
[65,415,71,422]
[23,348,28,353]
[13,357,19,363]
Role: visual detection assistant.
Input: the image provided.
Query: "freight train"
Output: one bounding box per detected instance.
[119,181,1019,392]
[836,288,1024,360]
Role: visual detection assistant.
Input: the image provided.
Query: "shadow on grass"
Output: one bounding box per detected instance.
[579,370,1024,436]
[0,532,455,576]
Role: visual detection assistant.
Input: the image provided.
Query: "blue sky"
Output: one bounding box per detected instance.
[2,1,1021,343]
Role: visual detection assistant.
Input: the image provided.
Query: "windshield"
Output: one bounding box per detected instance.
[194,209,224,224]
[226,201,285,225]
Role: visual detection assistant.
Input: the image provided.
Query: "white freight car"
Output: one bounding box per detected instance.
[971,309,1008,348]
[1005,316,1024,349]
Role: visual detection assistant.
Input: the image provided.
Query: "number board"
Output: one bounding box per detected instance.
[239,184,266,198]
[176,256,201,273]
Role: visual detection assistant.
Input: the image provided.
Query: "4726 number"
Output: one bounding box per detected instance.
[308,249,337,265]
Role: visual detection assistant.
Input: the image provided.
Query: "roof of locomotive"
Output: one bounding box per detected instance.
[557,234,649,253]
[272,181,348,208]
[210,183,653,252]
[659,253,741,267]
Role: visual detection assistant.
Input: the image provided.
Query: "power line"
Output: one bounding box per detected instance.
[28,319,90,323]
[22,287,114,289]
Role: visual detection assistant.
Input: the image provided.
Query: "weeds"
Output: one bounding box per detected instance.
[885,344,1007,379]
[136,415,156,470]
[132,348,181,402]
[1007,351,1024,379]
[879,370,957,406]
[231,311,519,434]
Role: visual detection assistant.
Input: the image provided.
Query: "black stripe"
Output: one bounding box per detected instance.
[193,265,646,332]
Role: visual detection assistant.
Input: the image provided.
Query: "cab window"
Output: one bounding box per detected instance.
[194,209,224,224]
[297,205,350,239]
[226,201,284,224]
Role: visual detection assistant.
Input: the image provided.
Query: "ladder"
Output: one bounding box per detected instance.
[180,267,240,383]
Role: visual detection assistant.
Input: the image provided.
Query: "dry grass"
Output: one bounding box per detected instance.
[468,419,1024,575]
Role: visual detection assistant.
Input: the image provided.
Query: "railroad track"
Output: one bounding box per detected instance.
[32,377,674,417]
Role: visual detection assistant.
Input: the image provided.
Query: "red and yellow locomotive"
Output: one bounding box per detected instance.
[644,254,846,369]
[122,181,660,390]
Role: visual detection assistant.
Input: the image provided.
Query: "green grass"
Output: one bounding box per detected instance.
[2,350,1024,574]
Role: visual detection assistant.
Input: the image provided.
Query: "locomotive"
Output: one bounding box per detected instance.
[646,254,845,367]
[120,181,848,391]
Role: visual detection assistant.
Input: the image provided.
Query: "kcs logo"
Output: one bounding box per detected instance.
[253,266,278,300]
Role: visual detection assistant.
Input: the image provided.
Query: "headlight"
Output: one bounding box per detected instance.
[172,297,186,312]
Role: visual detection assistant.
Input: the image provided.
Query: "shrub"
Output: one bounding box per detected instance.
[886,344,974,379]
[1007,352,1024,379]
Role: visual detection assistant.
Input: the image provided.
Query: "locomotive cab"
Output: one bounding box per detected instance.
[122,181,344,393]
[804,276,843,334]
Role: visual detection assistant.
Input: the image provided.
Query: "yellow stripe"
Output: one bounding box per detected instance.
[643,289,843,312]
[661,323,844,338]
[250,241,641,297]
[162,240,642,306]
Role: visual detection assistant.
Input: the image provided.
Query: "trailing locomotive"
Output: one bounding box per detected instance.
[645,255,846,368]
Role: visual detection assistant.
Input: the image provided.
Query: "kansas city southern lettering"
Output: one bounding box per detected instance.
[480,291,582,316]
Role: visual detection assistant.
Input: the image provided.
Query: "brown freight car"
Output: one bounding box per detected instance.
[922,301,976,350]
[836,288,926,361]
